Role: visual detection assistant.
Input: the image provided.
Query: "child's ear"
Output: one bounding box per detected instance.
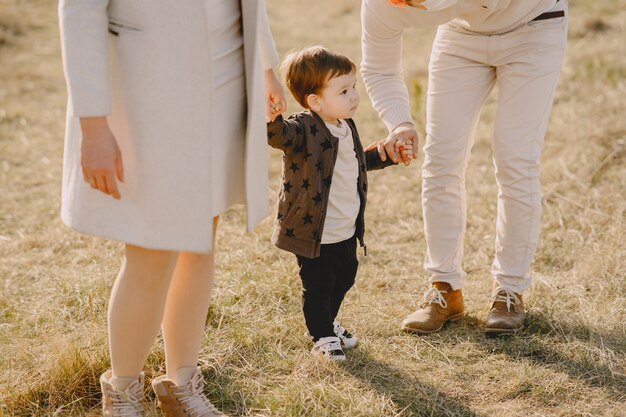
[306,94,322,112]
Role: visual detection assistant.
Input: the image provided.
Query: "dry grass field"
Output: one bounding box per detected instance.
[1,0,625,416]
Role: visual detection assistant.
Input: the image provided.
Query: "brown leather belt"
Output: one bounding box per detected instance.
[531,0,565,22]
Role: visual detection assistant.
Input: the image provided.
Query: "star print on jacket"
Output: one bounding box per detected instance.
[289,162,299,173]
[302,178,311,190]
[283,181,292,193]
[302,213,313,224]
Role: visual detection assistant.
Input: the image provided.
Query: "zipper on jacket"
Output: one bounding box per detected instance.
[353,126,368,258]
[313,132,340,257]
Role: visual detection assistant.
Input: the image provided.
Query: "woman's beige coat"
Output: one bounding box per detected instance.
[59,0,279,253]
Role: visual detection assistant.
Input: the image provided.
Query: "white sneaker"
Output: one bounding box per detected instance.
[311,336,346,361]
[333,321,358,349]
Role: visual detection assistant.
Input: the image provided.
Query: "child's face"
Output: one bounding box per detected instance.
[311,71,359,123]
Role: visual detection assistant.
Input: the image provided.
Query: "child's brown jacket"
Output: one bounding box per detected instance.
[267,110,395,258]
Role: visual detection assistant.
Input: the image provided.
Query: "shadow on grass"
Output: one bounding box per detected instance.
[200,367,250,417]
[406,313,626,402]
[340,349,483,417]
[480,311,626,401]
[524,311,626,353]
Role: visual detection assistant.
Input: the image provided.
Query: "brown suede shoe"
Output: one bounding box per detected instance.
[485,286,525,335]
[401,282,464,334]
[152,368,227,417]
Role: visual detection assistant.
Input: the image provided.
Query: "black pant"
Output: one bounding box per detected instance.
[296,235,358,341]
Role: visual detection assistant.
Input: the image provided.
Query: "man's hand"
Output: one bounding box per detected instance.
[378,122,419,165]
[79,117,124,199]
[264,69,287,123]
[366,139,415,165]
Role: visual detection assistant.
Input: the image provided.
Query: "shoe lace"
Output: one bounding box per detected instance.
[107,384,142,417]
[489,287,520,312]
[172,372,219,416]
[418,287,447,309]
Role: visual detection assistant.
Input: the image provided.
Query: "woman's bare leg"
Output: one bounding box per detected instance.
[161,216,219,384]
[108,245,178,389]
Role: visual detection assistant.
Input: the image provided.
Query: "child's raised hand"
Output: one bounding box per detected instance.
[264,69,287,123]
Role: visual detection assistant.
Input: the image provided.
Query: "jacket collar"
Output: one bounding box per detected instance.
[306,109,357,144]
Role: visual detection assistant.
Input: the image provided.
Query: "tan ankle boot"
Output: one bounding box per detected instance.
[401,282,464,334]
[485,285,525,335]
[152,368,227,417]
[100,370,145,417]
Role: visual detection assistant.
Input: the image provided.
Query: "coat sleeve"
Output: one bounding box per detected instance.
[58,0,111,117]
[267,114,306,155]
[365,148,398,171]
[360,0,413,132]
[257,0,279,70]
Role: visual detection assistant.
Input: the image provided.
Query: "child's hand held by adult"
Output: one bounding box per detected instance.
[387,0,428,9]
[388,0,409,8]
[79,117,124,200]
[264,69,286,123]
[368,139,415,166]
[396,139,415,166]
[379,122,418,165]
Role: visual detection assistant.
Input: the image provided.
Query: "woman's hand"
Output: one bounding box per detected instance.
[264,69,286,123]
[79,117,124,199]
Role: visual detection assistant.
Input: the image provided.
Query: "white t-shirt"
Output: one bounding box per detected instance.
[321,120,360,244]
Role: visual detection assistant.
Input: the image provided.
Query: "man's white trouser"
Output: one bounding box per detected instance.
[423,7,568,293]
